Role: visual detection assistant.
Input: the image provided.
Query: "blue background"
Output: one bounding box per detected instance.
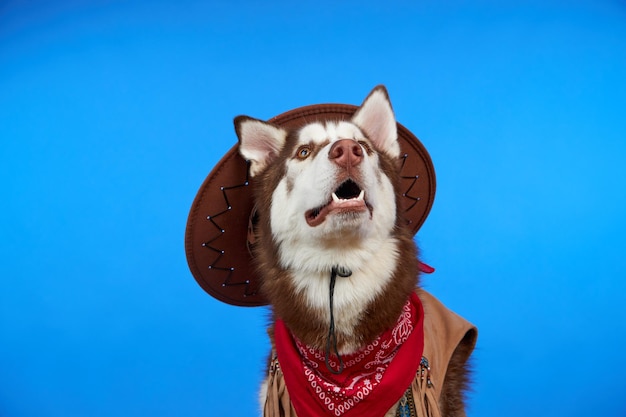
[1,1,625,416]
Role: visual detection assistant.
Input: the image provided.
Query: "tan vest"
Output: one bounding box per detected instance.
[264,290,477,417]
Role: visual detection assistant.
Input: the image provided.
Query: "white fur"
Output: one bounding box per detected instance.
[288,237,400,354]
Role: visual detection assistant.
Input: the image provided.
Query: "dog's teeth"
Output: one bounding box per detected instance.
[357,190,365,201]
[332,193,340,202]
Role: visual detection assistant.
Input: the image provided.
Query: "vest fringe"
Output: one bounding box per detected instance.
[409,358,441,417]
[264,357,296,417]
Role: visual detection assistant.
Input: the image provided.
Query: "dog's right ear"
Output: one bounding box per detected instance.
[351,85,400,159]
[235,116,287,177]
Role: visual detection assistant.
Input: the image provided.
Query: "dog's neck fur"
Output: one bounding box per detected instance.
[257,223,419,355]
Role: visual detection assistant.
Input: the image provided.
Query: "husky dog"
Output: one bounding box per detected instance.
[235,86,475,417]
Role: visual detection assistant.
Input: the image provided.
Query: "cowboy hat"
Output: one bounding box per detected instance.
[184,100,436,306]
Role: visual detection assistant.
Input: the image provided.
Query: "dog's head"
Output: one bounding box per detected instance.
[235,86,406,272]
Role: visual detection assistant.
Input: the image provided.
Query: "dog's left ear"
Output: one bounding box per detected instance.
[351,85,400,158]
[235,116,288,177]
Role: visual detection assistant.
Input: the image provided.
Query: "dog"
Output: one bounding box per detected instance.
[234,86,476,417]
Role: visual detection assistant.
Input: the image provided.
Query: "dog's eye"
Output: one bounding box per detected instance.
[358,140,373,155]
[296,146,312,160]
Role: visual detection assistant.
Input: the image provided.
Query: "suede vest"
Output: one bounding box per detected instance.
[263,290,477,417]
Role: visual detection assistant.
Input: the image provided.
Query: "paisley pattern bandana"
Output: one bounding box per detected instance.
[274,292,424,417]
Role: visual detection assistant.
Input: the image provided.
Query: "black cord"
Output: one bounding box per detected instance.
[325,266,345,374]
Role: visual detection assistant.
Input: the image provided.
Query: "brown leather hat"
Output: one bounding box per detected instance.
[184,103,436,307]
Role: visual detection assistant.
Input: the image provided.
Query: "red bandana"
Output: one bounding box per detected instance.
[274,292,424,417]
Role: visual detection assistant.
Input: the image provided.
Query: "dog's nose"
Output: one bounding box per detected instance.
[328,139,363,168]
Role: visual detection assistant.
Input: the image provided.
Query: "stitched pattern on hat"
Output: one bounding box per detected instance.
[201,163,259,297]
[399,153,421,225]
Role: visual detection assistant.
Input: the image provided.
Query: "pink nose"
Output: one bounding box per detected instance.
[328,139,363,168]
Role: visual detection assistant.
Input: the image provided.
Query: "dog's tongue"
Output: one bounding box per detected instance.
[306,191,367,227]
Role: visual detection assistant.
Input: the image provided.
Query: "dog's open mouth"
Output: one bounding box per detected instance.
[305,179,370,227]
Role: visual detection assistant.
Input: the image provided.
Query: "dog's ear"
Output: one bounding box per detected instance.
[235,116,287,177]
[351,85,400,158]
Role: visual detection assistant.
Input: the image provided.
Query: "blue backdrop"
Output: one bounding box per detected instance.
[1,1,625,416]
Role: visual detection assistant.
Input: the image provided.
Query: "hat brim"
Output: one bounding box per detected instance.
[184,104,436,307]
